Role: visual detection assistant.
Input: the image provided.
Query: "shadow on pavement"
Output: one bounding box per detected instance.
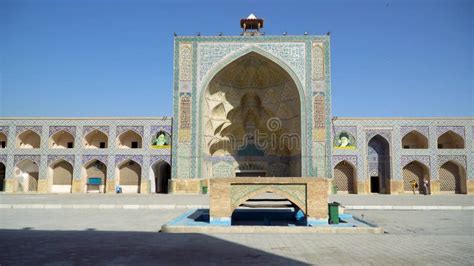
[0,229,308,265]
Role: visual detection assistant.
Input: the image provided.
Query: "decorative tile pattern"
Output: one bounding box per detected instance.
[333,162,355,192]
[365,129,392,143]
[400,155,430,168]
[436,126,464,138]
[179,94,191,129]
[116,126,144,137]
[400,126,429,138]
[14,155,41,165]
[82,155,109,165]
[437,155,466,169]
[2,118,171,187]
[312,43,324,81]
[151,126,172,135]
[16,126,42,135]
[332,155,357,167]
[197,42,306,86]
[257,43,306,83]
[115,155,143,166]
[313,94,325,128]
[197,43,244,82]
[47,155,75,166]
[179,80,192,94]
[212,161,233,177]
[174,36,332,180]
[151,155,171,165]
[0,155,7,164]
[0,126,9,135]
[332,118,473,185]
[179,43,193,81]
[49,126,76,137]
[83,126,110,136]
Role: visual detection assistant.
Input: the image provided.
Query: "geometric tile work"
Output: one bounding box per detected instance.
[332,118,473,184]
[312,43,324,81]
[83,126,110,136]
[400,126,429,138]
[196,42,306,87]
[115,155,143,166]
[439,161,461,192]
[49,126,76,137]
[0,117,172,192]
[179,43,193,81]
[437,155,466,168]
[14,154,41,165]
[0,155,6,164]
[402,162,425,192]
[333,161,355,192]
[47,155,75,166]
[0,126,9,135]
[116,126,144,138]
[82,154,108,165]
[16,125,42,135]
[332,155,357,168]
[400,155,430,168]
[174,35,332,180]
[436,126,464,138]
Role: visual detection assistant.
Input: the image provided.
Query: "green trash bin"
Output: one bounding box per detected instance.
[202,186,208,194]
[328,202,340,224]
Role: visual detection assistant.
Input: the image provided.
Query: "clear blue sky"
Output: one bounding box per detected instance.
[1,0,472,117]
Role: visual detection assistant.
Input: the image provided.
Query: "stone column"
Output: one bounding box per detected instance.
[209,178,232,225]
[306,178,329,225]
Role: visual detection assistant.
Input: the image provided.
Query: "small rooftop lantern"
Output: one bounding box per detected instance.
[240,13,264,36]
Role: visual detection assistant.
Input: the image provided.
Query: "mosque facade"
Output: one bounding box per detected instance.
[0,16,472,195]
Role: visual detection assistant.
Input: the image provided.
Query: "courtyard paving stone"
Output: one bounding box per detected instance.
[0,209,472,265]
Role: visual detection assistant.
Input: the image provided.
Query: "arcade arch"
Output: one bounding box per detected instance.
[402,131,428,149]
[202,51,302,177]
[402,161,430,193]
[84,130,108,149]
[150,160,171,193]
[83,160,107,193]
[333,161,357,194]
[17,130,40,149]
[0,133,7,149]
[50,160,73,193]
[438,161,467,194]
[437,131,464,149]
[117,130,142,149]
[367,135,391,194]
[117,160,141,193]
[15,160,39,192]
[50,130,74,149]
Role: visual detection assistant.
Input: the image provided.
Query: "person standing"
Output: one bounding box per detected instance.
[410,180,418,195]
[423,179,429,195]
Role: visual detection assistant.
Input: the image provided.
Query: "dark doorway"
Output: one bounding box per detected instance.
[370,176,380,193]
[367,135,391,194]
[153,162,171,193]
[0,162,5,191]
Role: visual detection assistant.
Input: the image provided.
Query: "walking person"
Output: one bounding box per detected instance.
[410,180,418,195]
[423,179,429,195]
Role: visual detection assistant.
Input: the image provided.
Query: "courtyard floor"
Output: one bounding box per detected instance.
[0,194,473,265]
[1,193,473,207]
